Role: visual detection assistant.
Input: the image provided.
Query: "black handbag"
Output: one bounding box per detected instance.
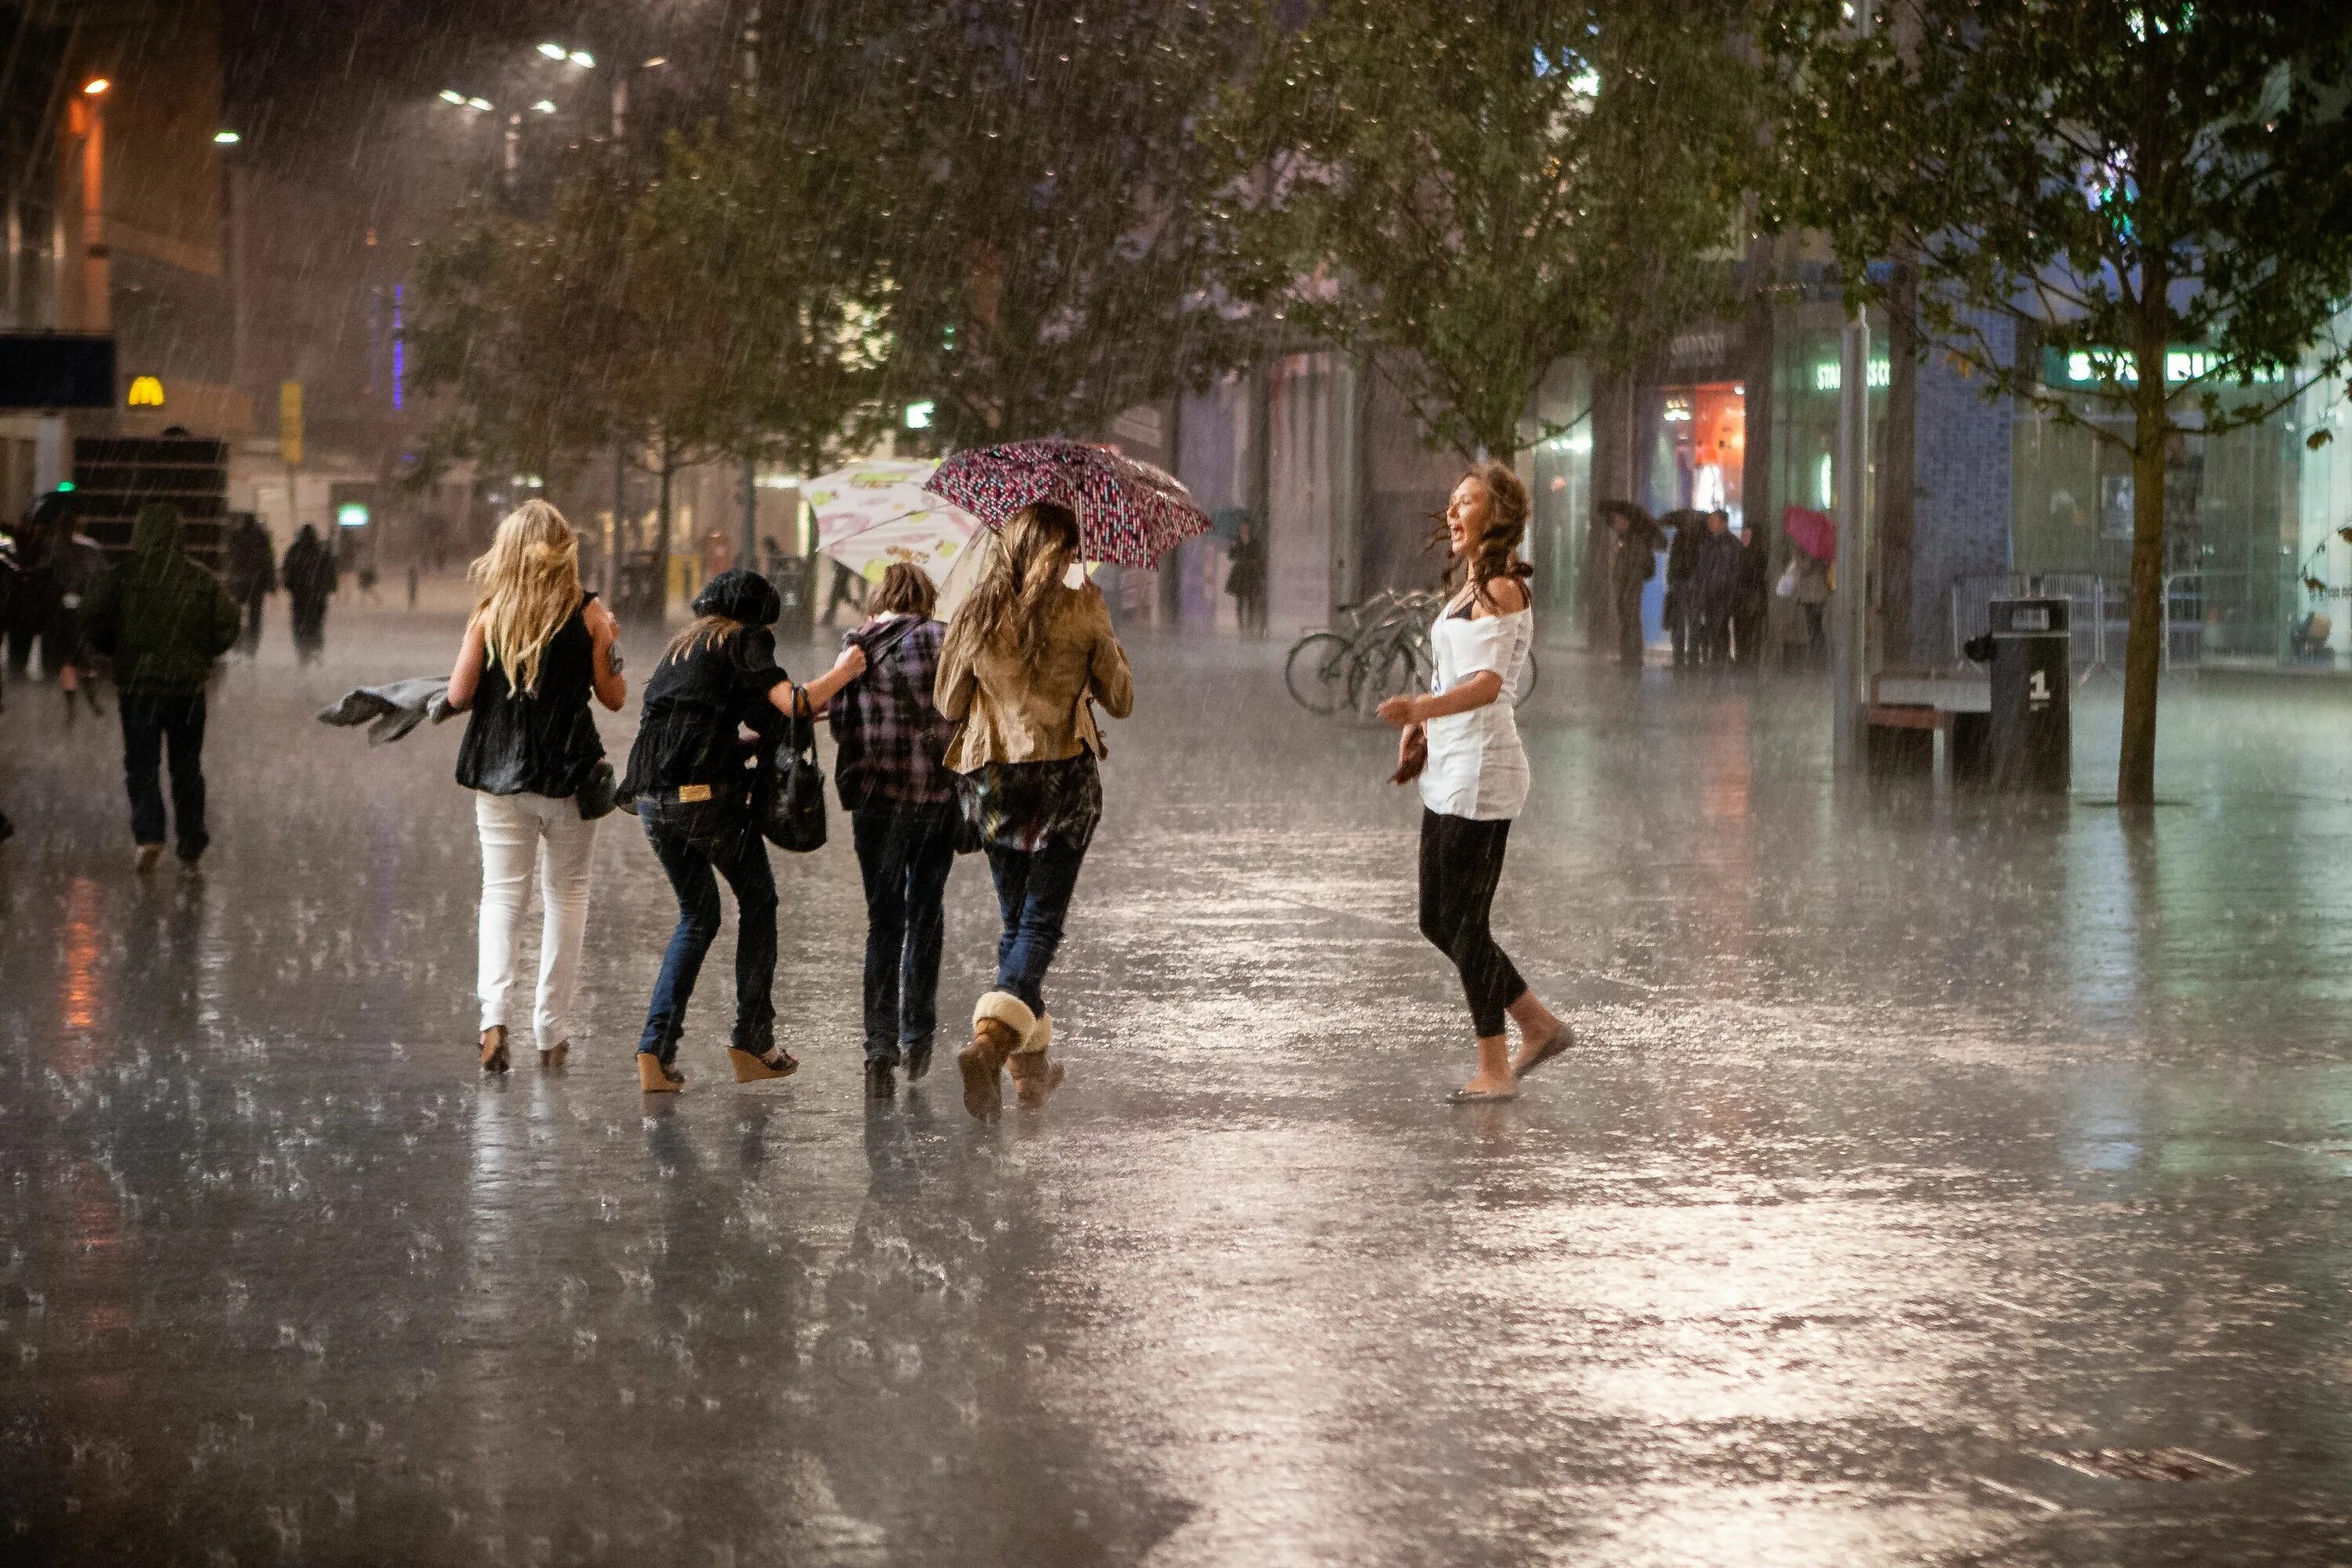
[763,686,828,852]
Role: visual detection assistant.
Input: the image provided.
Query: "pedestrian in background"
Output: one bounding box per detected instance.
[81,503,241,873]
[937,501,1132,1118]
[1608,510,1653,668]
[43,517,107,723]
[620,568,864,1093]
[1731,522,1771,667]
[1692,509,1741,666]
[223,513,277,656]
[1664,510,1702,666]
[829,563,958,1099]
[1226,517,1268,636]
[1377,463,1570,1104]
[445,500,625,1074]
[282,524,336,664]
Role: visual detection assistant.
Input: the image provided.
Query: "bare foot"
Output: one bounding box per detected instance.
[1509,1018,1570,1077]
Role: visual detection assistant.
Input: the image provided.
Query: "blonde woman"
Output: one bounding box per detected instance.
[446,501,626,1073]
[936,502,1133,1118]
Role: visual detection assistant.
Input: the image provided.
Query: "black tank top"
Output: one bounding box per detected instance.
[455,593,605,797]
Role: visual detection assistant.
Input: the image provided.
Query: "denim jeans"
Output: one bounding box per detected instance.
[120,692,208,855]
[852,797,957,1064]
[636,797,778,1062]
[984,839,1087,1017]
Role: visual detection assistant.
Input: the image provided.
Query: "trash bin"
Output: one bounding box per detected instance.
[1988,596,2070,793]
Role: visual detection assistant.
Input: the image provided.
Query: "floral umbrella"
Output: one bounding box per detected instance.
[922,437,1212,568]
[805,459,981,586]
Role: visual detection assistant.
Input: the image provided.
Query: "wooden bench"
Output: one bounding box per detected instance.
[1867,673,1991,782]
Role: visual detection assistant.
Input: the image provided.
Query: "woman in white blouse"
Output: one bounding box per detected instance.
[1377,463,1570,1104]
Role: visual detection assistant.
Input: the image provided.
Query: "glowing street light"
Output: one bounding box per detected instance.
[212,129,240,144]
[437,89,465,104]
[568,50,595,68]
[466,96,493,112]
[531,100,556,114]
[82,78,109,96]
[643,56,667,68]
[536,42,568,60]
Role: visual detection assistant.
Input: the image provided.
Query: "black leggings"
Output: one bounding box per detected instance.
[1418,809,1527,1037]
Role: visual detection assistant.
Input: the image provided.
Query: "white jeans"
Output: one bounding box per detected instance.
[474,791,597,1048]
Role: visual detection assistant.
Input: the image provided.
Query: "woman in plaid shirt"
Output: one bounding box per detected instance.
[829,564,960,1098]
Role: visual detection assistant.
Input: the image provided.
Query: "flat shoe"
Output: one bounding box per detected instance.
[1444,1087,1519,1105]
[1514,1025,1574,1080]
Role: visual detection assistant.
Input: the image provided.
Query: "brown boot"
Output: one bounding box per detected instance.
[1005,1014,1064,1108]
[959,1020,1018,1119]
[479,1025,510,1073]
[958,991,1036,1120]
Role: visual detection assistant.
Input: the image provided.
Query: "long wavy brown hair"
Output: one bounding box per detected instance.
[1456,460,1534,610]
[946,502,1080,662]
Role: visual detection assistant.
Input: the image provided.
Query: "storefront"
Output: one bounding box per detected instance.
[2013,347,2304,666]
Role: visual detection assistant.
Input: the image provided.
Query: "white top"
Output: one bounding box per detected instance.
[1418,598,1534,821]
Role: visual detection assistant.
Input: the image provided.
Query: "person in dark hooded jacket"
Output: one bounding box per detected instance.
[281,524,336,663]
[619,568,865,1094]
[82,503,241,869]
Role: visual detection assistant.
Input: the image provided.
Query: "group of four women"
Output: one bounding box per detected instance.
[444,462,1565,1114]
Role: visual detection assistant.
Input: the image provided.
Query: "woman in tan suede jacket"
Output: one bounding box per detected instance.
[935,501,1133,1117]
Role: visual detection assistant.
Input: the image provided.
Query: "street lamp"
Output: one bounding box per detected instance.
[82,77,109,95]
[568,50,595,68]
[536,42,567,60]
[437,89,465,104]
[466,96,492,112]
[212,129,240,144]
[531,100,556,114]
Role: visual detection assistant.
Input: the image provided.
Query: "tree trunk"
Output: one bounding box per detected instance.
[2118,330,2170,807]
[655,456,674,626]
[1878,257,1919,665]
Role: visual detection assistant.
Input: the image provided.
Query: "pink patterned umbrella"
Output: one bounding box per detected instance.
[923,437,1212,568]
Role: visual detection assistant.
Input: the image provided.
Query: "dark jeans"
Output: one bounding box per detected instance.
[1666,584,1692,663]
[636,797,778,1062]
[985,838,1088,1017]
[1732,608,1765,666]
[852,796,957,1064]
[121,692,209,855]
[1614,586,1646,666]
[239,588,267,654]
[1418,808,1527,1038]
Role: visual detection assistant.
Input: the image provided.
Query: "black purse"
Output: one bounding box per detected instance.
[763,686,828,852]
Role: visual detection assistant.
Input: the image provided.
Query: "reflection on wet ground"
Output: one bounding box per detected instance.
[3,597,2351,1564]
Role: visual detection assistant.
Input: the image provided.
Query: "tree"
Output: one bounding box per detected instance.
[803,0,1256,448]
[400,185,631,499]
[1758,0,2352,804]
[1207,0,1750,460]
[408,121,895,599]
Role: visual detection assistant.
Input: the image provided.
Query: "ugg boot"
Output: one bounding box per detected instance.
[959,992,1033,1119]
[1004,1014,1065,1108]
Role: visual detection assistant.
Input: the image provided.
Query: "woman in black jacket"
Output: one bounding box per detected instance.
[622,569,864,1093]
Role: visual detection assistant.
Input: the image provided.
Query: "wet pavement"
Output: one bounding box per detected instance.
[4,590,2352,1566]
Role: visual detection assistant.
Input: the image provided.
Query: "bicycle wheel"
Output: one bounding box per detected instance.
[1352,636,1425,720]
[1284,631,1353,714]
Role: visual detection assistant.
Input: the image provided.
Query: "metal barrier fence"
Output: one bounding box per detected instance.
[1948,573,2115,678]
[1951,569,2296,674]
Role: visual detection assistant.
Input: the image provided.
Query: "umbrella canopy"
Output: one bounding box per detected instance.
[1783,503,1838,564]
[923,437,1211,568]
[805,459,981,586]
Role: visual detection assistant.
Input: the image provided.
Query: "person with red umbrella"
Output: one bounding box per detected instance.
[935,500,1134,1118]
